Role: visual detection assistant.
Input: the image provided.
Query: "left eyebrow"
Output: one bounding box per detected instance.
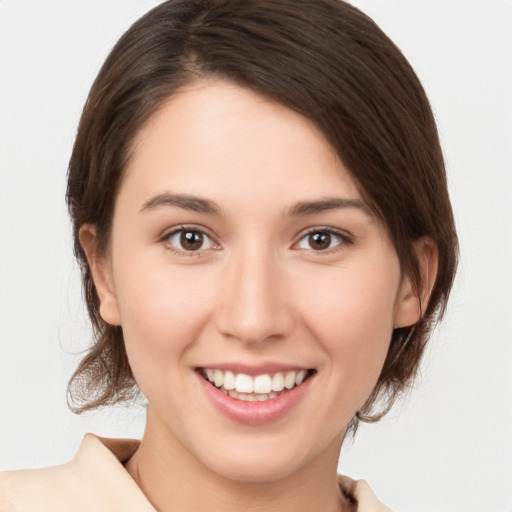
[288,197,370,217]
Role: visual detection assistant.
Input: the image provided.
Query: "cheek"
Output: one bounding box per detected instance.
[295,258,400,399]
[302,265,397,338]
[112,255,217,375]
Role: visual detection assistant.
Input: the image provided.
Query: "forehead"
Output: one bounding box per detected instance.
[122,79,363,212]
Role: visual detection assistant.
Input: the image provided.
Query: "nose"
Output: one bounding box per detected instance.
[214,245,294,346]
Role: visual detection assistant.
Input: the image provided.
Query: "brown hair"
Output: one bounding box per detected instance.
[67,0,458,431]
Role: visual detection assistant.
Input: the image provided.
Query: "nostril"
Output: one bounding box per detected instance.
[213,268,295,344]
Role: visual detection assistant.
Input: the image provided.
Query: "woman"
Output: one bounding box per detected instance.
[0,0,458,510]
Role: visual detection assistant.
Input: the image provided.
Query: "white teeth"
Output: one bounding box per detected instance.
[253,374,272,394]
[203,368,311,397]
[284,371,296,389]
[295,370,307,386]
[223,371,236,390]
[271,372,285,392]
[235,373,253,393]
[213,369,223,388]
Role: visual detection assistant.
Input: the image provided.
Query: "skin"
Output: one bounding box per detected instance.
[81,79,436,512]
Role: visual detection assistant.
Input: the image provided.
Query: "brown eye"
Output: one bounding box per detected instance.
[308,232,331,250]
[180,230,204,250]
[296,229,347,251]
[168,229,216,252]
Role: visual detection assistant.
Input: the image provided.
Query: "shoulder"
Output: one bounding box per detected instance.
[338,474,393,512]
[1,462,81,512]
[0,435,154,512]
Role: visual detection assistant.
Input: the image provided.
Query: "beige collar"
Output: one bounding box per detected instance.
[1,434,391,511]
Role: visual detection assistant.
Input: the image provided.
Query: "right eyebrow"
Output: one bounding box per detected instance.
[140,193,222,215]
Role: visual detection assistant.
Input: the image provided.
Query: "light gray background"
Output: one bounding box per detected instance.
[1,1,511,511]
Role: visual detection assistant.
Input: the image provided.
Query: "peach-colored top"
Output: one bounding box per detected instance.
[0,434,392,511]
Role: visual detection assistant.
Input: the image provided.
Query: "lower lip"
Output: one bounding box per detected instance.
[197,373,312,425]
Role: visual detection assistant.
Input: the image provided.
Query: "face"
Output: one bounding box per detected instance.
[85,80,420,482]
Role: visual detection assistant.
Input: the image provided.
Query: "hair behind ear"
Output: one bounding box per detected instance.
[350,236,447,435]
[67,226,136,414]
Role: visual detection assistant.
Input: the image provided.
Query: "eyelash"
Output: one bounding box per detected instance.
[294,227,354,253]
[161,225,220,256]
[160,225,354,255]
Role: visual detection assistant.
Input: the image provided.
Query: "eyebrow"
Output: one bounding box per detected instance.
[288,197,370,216]
[140,193,222,215]
[140,193,369,218]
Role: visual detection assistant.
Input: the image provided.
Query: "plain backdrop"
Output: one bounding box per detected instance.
[0,1,511,511]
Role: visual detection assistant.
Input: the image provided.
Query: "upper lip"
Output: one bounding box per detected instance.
[195,362,314,376]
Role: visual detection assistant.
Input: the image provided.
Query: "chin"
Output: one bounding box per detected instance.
[189,430,337,484]
[202,451,308,484]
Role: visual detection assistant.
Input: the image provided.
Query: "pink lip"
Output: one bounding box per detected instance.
[197,371,313,425]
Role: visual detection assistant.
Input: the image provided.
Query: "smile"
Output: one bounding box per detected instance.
[198,368,314,402]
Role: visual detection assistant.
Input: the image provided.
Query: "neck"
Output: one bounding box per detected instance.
[125,408,348,512]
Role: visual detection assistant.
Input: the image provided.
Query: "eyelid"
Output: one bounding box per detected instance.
[160,224,221,253]
[292,226,354,251]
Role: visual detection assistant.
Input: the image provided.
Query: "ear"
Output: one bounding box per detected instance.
[394,237,439,328]
[79,224,121,326]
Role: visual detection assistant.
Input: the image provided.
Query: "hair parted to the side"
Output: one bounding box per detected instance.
[66,0,458,432]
